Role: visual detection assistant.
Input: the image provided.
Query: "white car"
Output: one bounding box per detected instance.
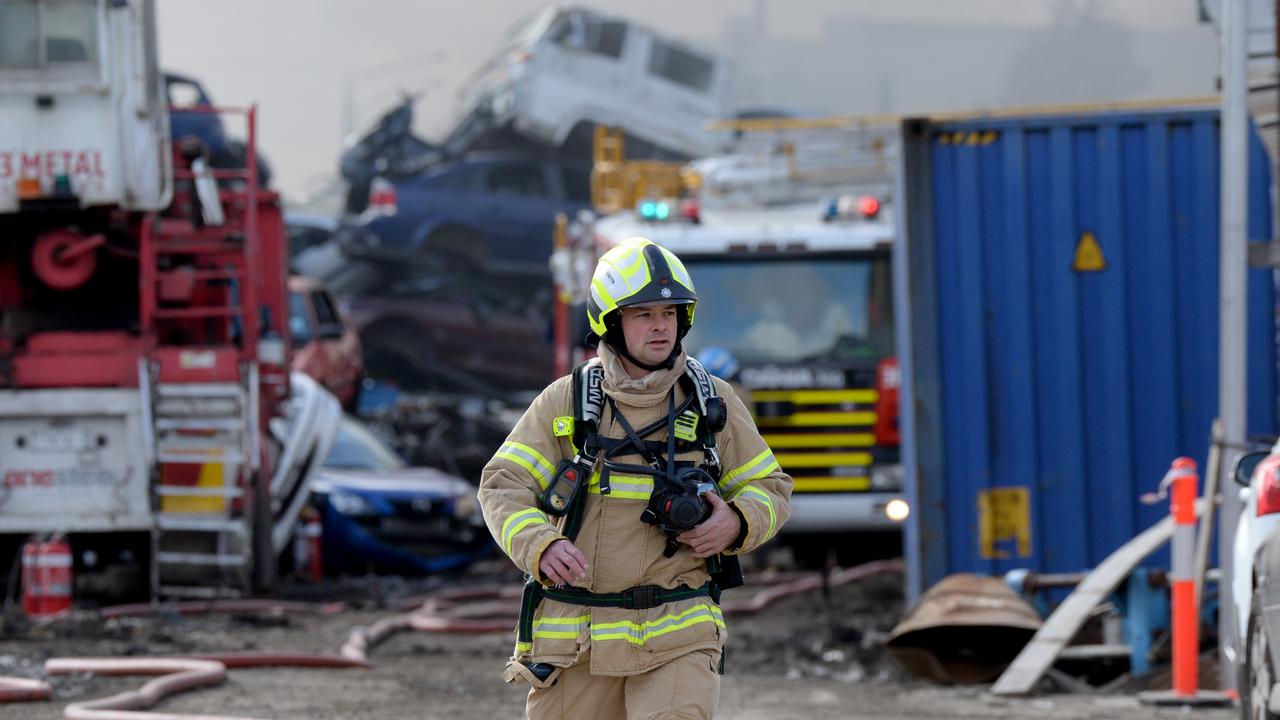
[1230,441,1280,718]
[446,5,734,161]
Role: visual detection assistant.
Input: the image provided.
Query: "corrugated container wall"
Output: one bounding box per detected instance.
[898,108,1278,595]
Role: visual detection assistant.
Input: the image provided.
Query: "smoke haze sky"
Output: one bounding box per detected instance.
[156,0,1220,200]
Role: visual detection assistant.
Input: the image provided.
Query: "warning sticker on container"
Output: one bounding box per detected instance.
[978,487,1031,559]
[1073,231,1106,272]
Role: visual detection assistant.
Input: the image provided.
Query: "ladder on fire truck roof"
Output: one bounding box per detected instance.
[137,106,278,600]
[590,117,899,216]
[695,115,899,209]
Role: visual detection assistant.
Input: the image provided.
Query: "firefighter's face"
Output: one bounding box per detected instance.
[619,303,678,368]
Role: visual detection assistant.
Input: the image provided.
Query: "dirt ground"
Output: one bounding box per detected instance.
[0,563,1239,720]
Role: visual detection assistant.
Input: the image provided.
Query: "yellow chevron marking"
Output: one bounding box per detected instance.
[762,433,876,448]
[776,452,873,468]
[751,389,878,404]
[755,411,877,427]
[792,476,872,492]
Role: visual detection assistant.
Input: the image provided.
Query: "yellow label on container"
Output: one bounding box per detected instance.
[978,487,1031,559]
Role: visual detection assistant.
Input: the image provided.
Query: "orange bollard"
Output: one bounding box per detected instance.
[1138,457,1230,708]
[1168,457,1197,697]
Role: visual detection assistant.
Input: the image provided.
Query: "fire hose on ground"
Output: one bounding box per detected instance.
[0,675,52,702]
[0,560,903,715]
[35,654,369,720]
[343,560,905,662]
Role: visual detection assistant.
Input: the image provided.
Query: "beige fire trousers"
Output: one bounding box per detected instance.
[525,648,721,720]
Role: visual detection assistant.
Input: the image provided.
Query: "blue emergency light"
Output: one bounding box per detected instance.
[639,199,671,221]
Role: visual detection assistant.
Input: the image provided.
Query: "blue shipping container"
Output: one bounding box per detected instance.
[897,106,1278,597]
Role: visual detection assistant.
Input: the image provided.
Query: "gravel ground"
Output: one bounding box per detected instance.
[0,565,1239,719]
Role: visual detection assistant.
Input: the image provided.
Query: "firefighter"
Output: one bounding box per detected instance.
[479,237,792,719]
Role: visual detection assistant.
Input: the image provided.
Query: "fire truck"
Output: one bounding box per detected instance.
[0,0,338,600]
[553,123,909,565]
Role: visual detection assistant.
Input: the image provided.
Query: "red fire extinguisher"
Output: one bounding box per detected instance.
[21,538,38,616]
[294,508,323,582]
[22,534,73,618]
[305,512,323,582]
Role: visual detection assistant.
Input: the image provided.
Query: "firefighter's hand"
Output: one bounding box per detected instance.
[677,493,741,559]
[539,539,588,586]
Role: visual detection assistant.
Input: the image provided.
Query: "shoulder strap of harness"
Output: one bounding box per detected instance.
[571,358,605,461]
[574,356,725,454]
[682,357,722,449]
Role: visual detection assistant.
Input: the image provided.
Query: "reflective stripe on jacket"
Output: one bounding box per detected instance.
[479,345,792,676]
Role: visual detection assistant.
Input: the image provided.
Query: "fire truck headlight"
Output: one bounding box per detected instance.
[885,499,910,522]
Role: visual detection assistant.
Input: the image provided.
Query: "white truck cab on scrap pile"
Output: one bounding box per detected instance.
[0,0,338,602]
[447,5,734,160]
[558,120,909,566]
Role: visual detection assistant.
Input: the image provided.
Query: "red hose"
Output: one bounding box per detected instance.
[389,583,522,611]
[722,559,903,615]
[98,599,347,620]
[347,560,904,664]
[46,653,372,720]
[408,611,512,634]
[46,657,244,720]
[0,676,52,703]
[341,615,412,662]
[183,653,370,670]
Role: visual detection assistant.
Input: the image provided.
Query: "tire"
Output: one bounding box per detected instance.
[1244,588,1279,720]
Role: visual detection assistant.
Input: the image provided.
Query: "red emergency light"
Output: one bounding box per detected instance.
[857,195,880,218]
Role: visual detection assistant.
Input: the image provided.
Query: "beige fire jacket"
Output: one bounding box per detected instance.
[479,344,792,680]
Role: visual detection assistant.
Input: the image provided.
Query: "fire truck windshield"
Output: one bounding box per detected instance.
[683,256,894,364]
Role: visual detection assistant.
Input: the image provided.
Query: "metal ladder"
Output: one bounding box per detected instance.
[143,360,259,599]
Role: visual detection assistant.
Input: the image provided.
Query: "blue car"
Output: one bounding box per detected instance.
[334,151,592,277]
[311,417,492,576]
[166,72,272,186]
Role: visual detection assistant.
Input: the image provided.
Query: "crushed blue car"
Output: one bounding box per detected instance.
[312,416,493,575]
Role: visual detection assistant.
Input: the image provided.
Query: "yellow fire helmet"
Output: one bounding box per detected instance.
[586,237,697,340]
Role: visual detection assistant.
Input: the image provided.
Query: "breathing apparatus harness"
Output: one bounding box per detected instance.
[542,357,731,551]
[517,357,743,673]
